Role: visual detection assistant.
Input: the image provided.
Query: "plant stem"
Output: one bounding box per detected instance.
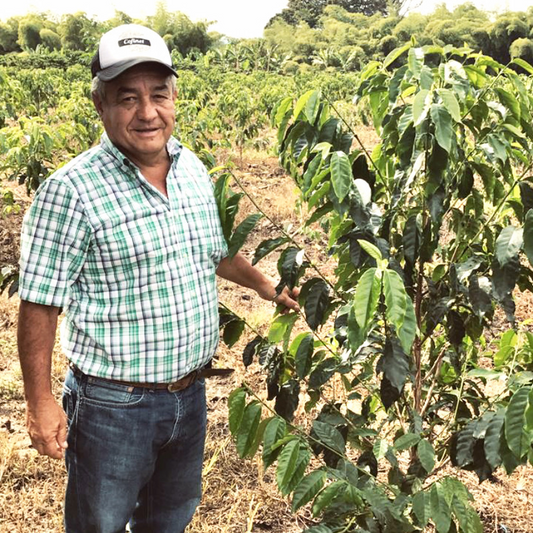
[228,169,344,302]
[414,263,424,413]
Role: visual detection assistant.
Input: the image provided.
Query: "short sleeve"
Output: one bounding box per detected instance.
[18,178,92,307]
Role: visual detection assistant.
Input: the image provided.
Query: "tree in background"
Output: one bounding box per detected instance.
[392,12,428,43]
[1,2,533,77]
[39,28,61,51]
[267,0,408,29]
[17,16,44,51]
[489,12,530,63]
[424,3,489,50]
[59,12,99,51]
[148,2,212,56]
[101,11,134,32]
[0,19,21,54]
[510,37,533,64]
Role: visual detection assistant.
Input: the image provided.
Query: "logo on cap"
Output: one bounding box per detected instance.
[119,38,151,47]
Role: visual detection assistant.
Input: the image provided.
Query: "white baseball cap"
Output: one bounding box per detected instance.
[91,24,178,81]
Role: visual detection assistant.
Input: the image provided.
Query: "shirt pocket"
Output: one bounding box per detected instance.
[179,192,223,259]
[93,212,168,281]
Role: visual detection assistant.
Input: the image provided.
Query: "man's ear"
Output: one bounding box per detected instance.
[92,93,104,117]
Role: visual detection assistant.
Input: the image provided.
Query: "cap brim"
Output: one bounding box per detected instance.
[96,58,178,81]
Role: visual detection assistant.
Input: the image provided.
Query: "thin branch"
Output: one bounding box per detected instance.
[228,169,345,303]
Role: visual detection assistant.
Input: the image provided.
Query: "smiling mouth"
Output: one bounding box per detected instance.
[134,127,160,135]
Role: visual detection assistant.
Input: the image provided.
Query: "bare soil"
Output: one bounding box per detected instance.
[1,149,533,532]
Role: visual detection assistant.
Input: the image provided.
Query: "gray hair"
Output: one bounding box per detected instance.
[91,73,177,101]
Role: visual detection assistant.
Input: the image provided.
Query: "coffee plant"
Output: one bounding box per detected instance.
[3,42,533,531]
[221,44,533,532]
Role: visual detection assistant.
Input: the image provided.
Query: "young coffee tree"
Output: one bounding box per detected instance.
[219,44,533,532]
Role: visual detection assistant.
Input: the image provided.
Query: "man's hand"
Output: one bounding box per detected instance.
[261,285,301,314]
[26,396,68,459]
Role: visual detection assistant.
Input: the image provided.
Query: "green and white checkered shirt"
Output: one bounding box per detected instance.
[19,133,228,382]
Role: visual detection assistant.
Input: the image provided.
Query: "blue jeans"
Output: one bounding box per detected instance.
[62,368,207,533]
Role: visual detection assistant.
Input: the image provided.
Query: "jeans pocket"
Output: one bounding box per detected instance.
[82,378,145,407]
[63,368,79,424]
[62,385,75,424]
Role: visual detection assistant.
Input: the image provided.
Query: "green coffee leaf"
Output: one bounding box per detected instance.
[303,279,330,331]
[228,213,263,258]
[312,480,346,516]
[505,386,530,458]
[263,417,287,470]
[223,318,245,348]
[412,491,431,528]
[484,408,505,470]
[313,420,345,455]
[353,267,380,330]
[397,297,417,354]
[417,439,435,473]
[304,525,333,533]
[523,209,533,268]
[330,151,352,203]
[242,336,262,367]
[512,57,533,75]
[252,237,289,265]
[276,440,310,495]
[295,333,314,379]
[394,432,421,451]
[437,88,461,122]
[377,337,410,395]
[268,313,299,349]
[430,484,451,533]
[495,225,523,267]
[228,388,246,434]
[383,269,407,330]
[236,401,262,458]
[292,469,326,512]
[413,89,431,126]
[358,239,384,263]
[430,103,454,153]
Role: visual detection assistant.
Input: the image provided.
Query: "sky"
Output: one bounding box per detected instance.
[0,0,531,39]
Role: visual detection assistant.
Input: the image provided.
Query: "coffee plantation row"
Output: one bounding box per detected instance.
[2,36,533,532]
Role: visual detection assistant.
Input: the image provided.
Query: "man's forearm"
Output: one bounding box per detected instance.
[18,300,68,459]
[18,300,61,404]
[216,253,276,300]
[216,253,300,312]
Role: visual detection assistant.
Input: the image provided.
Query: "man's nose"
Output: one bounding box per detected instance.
[136,98,158,120]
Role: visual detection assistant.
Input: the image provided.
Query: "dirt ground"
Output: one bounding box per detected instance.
[1,151,533,532]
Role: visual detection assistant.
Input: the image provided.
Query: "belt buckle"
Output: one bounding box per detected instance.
[167,380,184,393]
[167,371,198,392]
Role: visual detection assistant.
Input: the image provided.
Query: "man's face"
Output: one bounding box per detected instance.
[93,64,177,167]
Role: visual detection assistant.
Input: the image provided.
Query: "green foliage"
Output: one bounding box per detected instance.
[223,44,533,532]
[0,20,21,54]
[148,2,212,56]
[39,28,61,51]
[511,37,533,64]
[4,7,533,527]
[3,3,533,80]
[17,16,43,51]
[58,12,98,52]
[489,13,530,63]
[268,0,392,30]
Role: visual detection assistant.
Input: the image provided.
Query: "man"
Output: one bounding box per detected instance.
[17,24,298,533]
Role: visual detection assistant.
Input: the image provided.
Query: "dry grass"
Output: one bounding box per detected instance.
[2,148,533,532]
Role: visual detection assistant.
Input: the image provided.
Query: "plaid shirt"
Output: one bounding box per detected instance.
[19,133,228,382]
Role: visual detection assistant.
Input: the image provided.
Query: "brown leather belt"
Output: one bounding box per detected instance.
[70,363,233,392]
